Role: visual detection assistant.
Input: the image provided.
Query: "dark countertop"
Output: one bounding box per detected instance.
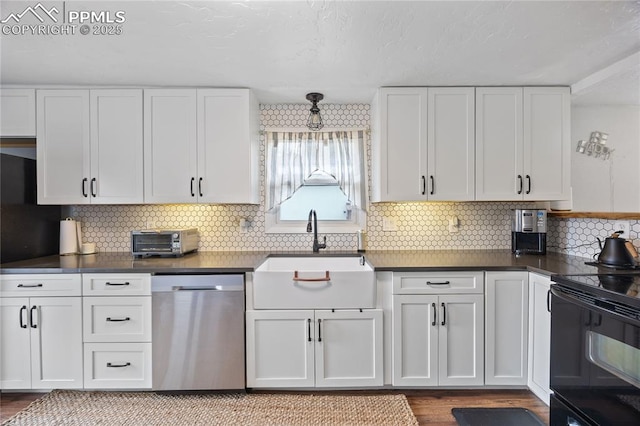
[0,249,599,276]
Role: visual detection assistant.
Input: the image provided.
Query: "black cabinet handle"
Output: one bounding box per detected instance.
[91,178,97,197]
[526,175,531,194]
[106,317,130,322]
[547,289,552,313]
[307,318,312,342]
[82,178,88,197]
[105,282,130,286]
[441,302,446,326]
[317,318,322,342]
[30,306,37,329]
[20,306,28,328]
[107,362,131,368]
[198,177,203,197]
[17,283,43,288]
[430,175,435,195]
[421,176,426,195]
[190,177,195,197]
[517,175,523,195]
[431,302,436,326]
[426,281,450,286]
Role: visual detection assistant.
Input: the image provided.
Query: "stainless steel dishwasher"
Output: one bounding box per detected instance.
[151,274,245,390]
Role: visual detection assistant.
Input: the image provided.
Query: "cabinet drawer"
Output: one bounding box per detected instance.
[392,271,484,294]
[83,297,151,342]
[82,274,151,296]
[0,274,81,297]
[84,342,152,389]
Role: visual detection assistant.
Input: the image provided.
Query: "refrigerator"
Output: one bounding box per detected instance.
[1,152,61,263]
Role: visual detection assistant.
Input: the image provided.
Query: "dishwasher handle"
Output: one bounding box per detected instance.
[171,285,242,291]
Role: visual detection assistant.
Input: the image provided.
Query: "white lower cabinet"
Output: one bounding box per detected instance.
[392,294,484,386]
[485,271,529,385]
[246,309,383,388]
[82,273,152,389]
[528,272,552,404]
[0,274,83,390]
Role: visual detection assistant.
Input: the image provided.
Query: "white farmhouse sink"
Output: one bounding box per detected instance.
[252,255,375,309]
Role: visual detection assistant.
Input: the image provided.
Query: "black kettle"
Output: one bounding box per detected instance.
[597,233,636,267]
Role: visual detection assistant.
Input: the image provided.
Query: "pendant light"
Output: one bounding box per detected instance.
[306,92,324,131]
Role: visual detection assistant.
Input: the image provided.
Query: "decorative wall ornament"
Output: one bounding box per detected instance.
[576,131,613,160]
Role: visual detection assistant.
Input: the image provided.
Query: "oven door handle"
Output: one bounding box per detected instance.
[550,287,640,327]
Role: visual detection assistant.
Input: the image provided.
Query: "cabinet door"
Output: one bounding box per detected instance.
[427,88,475,201]
[528,273,552,404]
[523,87,570,200]
[36,90,90,204]
[485,271,529,385]
[246,310,314,388]
[90,90,144,204]
[438,294,484,386]
[197,89,259,204]
[475,87,523,200]
[0,298,31,389]
[0,88,36,137]
[144,89,197,203]
[315,309,383,387]
[392,295,438,386]
[30,297,83,389]
[372,88,428,201]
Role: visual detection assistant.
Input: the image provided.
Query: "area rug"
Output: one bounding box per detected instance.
[452,407,545,426]
[2,390,418,426]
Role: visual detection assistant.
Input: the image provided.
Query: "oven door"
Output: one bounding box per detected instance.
[550,287,640,425]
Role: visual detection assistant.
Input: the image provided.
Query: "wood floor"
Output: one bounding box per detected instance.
[0,389,549,425]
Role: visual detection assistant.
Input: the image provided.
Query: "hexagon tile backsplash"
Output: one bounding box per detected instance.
[67,103,639,258]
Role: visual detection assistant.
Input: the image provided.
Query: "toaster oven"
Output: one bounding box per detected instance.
[131,229,199,257]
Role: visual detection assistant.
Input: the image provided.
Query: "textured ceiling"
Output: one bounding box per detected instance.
[1,1,639,104]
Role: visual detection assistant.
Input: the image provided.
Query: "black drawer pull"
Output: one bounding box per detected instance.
[426,281,450,286]
[105,282,130,286]
[107,362,131,368]
[106,317,131,322]
[20,306,28,328]
[431,302,436,326]
[17,283,43,288]
[30,306,38,329]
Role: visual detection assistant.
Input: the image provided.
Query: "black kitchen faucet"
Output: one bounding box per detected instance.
[307,209,327,253]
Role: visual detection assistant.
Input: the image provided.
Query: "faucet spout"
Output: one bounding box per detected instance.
[307,209,327,253]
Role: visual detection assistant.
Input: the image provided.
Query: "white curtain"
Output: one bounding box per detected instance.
[266,130,366,211]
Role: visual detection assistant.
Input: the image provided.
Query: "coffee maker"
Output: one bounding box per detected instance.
[511,209,547,255]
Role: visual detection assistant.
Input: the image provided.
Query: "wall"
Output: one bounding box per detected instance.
[570,105,640,212]
[70,104,542,253]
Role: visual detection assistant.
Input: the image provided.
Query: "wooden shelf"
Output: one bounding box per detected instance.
[548,211,640,220]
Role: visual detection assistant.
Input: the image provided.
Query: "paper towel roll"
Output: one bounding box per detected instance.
[60,218,79,255]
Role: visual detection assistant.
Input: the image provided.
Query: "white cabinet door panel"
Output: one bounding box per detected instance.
[485,271,529,386]
[438,294,484,386]
[315,309,383,387]
[0,298,32,389]
[144,89,197,203]
[30,297,83,389]
[428,88,475,201]
[1,88,36,137]
[90,90,143,204]
[246,310,314,388]
[528,273,552,405]
[37,90,90,204]
[392,295,438,386]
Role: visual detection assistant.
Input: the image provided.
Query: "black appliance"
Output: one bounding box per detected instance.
[0,153,61,263]
[550,271,640,425]
[512,209,547,254]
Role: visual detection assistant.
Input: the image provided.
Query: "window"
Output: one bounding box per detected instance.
[265,130,366,233]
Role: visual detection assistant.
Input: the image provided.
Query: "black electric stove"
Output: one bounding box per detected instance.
[549,271,640,425]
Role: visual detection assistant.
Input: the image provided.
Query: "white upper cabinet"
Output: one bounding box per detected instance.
[1,88,36,137]
[144,88,259,204]
[144,89,198,204]
[476,87,570,201]
[37,89,144,204]
[371,87,475,202]
[197,89,259,204]
[37,90,91,204]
